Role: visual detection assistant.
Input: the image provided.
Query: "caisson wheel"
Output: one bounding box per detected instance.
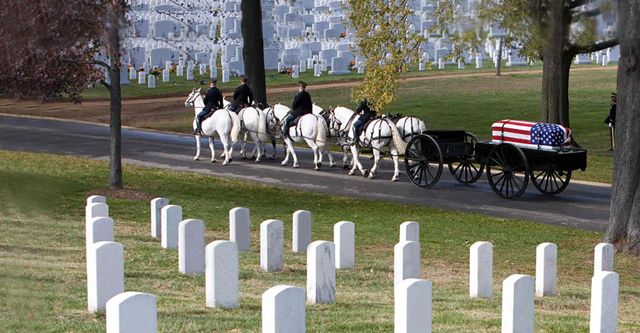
[530,169,572,195]
[448,133,484,184]
[404,134,443,188]
[486,143,529,199]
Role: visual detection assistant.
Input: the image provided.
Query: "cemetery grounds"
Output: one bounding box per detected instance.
[1,149,639,332]
[0,65,618,183]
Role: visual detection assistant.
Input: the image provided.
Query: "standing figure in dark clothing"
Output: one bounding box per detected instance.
[195,79,224,135]
[351,99,376,144]
[281,81,313,138]
[604,92,617,151]
[229,75,254,113]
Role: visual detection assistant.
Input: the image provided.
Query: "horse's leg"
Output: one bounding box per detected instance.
[208,137,216,163]
[305,138,320,170]
[281,140,291,166]
[194,134,201,160]
[219,135,231,165]
[240,132,248,159]
[348,145,366,176]
[271,138,277,158]
[289,138,300,168]
[369,147,381,179]
[341,143,349,169]
[390,148,400,182]
[253,133,263,163]
[325,147,335,167]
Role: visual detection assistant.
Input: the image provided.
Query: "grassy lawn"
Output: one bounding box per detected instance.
[0,150,638,332]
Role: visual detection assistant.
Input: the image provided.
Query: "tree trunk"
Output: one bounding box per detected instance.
[604,0,640,255]
[540,0,572,127]
[496,38,502,76]
[241,0,267,105]
[107,4,123,189]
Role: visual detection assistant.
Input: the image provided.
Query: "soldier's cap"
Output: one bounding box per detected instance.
[298,80,307,87]
[210,78,217,84]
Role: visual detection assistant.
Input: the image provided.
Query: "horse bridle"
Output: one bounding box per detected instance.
[328,109,346,137]
[185,91,199,107]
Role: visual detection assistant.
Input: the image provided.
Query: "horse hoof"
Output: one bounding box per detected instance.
[348,170,355,176]
[317,163,322,168]
[362,169,368,177]
[228,158,232,163]
[391,177,399,182]
[255,159,261,163]
[211,159,217,164]
[194,156,200,161]
[368,173,375,179]
[293,164,300,169]
[281,161,287,166]
[342,164,349,170]
[314,165,320,171]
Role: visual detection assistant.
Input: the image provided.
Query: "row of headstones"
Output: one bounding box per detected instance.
[392,222,619,333]
[85,195,355,332]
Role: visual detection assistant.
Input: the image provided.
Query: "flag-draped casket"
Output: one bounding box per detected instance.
[491,119,572,150]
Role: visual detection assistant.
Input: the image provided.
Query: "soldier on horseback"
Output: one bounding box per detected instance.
[351,99,376,144]
[281,81,313,139]
[194,78,223,135]
[228,75,254,113]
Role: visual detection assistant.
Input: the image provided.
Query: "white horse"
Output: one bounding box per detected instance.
[264,103,333,170]
[185,88,241,165]
[395,116,427,142]
[237,106,269,162]
[312,104,351,168]
[328,106,407,181]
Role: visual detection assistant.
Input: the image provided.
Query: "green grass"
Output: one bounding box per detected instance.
[81,61,546,100]
[0,150,638,332]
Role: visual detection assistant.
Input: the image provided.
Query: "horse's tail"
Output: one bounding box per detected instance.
[257,107,267,141]
[388,119,407,155]
[316,115,328,148]
[230,111,241,142]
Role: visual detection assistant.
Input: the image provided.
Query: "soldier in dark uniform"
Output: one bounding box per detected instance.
[195,79,224,135]
[228,75,254,113]
[604,92,617,151]
[351,99,376,144]
[282,81,313,138]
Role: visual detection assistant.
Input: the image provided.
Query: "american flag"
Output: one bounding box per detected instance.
[492,119,572,150]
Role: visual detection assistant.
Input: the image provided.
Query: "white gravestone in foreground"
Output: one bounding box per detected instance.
[470,241,493,299]
[206,240,239,308]
[399,221,420,242]
[501,274,534,333]
[394,241,421,287]
[395,278,432,333]
[293,210,312,253]
[150,197,169,238]
[86,217,113,260]
[179,219,205,274]
[261,219,284,272]
[106,292,157,333]
[262,285,306,333]
[594,243,614,274]
[138,71,146,84]
[86,202,108,225]
[230,207,251,252]
[147,74,156,88]
[307,240,336,304]
[589,271,619,333]
[334,221,355,269]
[535,243,557,297]
[161,205,182,249]
[87,241,124,313]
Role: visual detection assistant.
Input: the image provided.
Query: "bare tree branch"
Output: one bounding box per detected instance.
[570,38,619,54]
[100,79,112,91]
[570,0,591,9]
[572,7,602,18]
[93,60,112,71]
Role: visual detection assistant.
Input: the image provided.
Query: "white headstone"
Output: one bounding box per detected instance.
[150,198,169,238]
[261,219,284,272]
[394,241,421,287]
[307,58,314,70]
[186,67,194,81]
[594,243,614,274]
[138,71,146,84]
[87,241,124,313]
[230,207,251,252]
[162,69,169,82]
[147,75,156,88]
[262,285,306,333]
[334,221,355,269]
[222,69,230,83]
[86,195,106,205]
[161,205,182,249]
[418,61,425,71]
[535,243,557,297]
[458,59,465,69]
[476,54,483,68]
[395,278,432,333]
[129,68,137,80]
[589,271,619,333]
[86,202,108,224]
[206,240,239,308]
[106,292,157,333]
[307,240,336,304]
[199,64,207,75]
[357,62,365,74]
[292,65,299,78]
[470,241,493,299]
[86,217,114,260]
[179,219,205,274]
[438,58,445,70]
[293,210,312,253]
[314,64,321,77]
[299,60,307,72]
[501,274,534,333]
[177,64,184,77]
[399,221,419,242]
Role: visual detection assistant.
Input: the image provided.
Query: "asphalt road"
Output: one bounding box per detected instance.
[0,114,612,231]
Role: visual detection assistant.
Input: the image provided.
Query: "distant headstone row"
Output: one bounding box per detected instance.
[85,195,620,332]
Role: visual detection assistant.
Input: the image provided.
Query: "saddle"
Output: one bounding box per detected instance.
[286,115,304,129]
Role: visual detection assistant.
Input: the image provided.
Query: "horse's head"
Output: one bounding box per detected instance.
[184,88,201,108]
[327,107,343,136]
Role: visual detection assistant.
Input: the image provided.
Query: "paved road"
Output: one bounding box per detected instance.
[0,114,611,231]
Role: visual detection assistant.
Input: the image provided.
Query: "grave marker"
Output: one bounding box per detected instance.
[293,210,312,253]
[179,219,205,274]
[230,207,251,252]
[261,219,284,272]
[307,240,336,304]
[106,292,157,333]
[161,205,182,249]
[334,221,355,269]
[87,241,124,313]
[206,240,239,308]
